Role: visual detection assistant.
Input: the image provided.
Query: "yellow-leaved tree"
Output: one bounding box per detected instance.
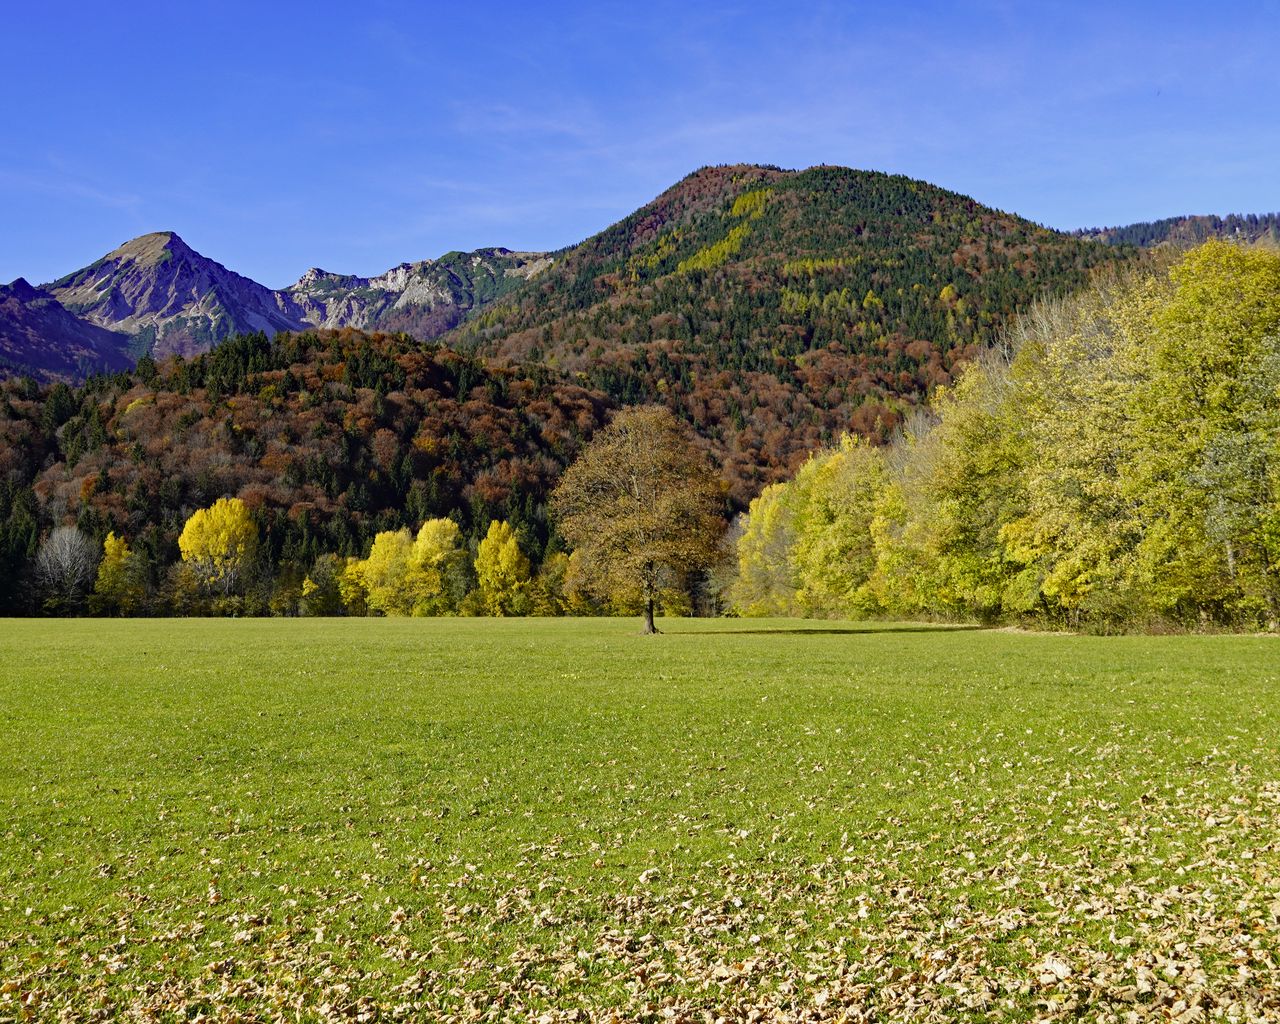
[338,558,370,616]
[360,529,417,615]
[92,531,146,615]
[408,518,466,615]
[474,520,530,616]
[178,497,259,595]
[728,482,797,616]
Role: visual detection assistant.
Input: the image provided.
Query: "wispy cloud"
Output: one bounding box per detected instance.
[0,169,143,213]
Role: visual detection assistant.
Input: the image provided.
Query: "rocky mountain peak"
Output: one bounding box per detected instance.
[4,278,40,300]
[289,267,370,293]
[295,267,332,288]
[369,261,433,292]
[104,231,193,267]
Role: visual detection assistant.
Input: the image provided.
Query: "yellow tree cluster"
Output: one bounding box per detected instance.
[318,517,547,617]
[730,241,1280,630]
[336,518,468,616]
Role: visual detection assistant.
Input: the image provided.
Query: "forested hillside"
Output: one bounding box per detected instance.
[0,329,610,613]
[729,241,1280,631]
[451,164,1132,500]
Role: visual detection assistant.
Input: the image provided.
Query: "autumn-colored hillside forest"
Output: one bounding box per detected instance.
[7,167,1274,627]
[732,241,1280,631]
[454,165,1125,500]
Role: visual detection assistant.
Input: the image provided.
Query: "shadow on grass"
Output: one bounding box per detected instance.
[666,624,984,636]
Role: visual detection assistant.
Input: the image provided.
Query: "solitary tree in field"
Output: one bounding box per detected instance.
[178,497,259,596]
[552,406,724,634]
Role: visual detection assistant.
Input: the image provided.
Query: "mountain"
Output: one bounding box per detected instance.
[41,233,553,360]
[45,232,301,358]
[10,163,1136,500]
[447,163,1132,501]
[282,248,552,340]
[0,278,133,382]
[1076,212,1280,248]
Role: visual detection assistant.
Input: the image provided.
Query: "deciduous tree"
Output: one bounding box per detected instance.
[552,406,724,634]
[92,531,146,615]
[728,483,797,616]
[177,497,259,596]
[474,520,530,616]
[35,525,98,614]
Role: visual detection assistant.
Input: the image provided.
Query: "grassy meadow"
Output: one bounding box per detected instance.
[1,617,1278,1021]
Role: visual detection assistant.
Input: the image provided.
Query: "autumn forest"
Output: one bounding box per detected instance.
[2,165,1276,630]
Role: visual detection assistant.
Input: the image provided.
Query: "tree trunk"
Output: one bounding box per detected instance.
[642,593,659,635]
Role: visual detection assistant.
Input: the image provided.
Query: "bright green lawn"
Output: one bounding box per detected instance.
[1,618,1278,1021]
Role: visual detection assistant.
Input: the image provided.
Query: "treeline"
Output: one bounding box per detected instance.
[729,241,1280,631]
[1078,213,1280,249]
[0,328,616,615]
[78,497,614,618]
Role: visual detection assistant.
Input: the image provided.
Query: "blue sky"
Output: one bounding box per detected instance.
[2,1,1277,287]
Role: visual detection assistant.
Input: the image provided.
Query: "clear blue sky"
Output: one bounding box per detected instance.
[2,1,1277,287]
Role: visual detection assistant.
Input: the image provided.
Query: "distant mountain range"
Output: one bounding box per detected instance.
[2,232,551,380]
[0,167,1272,408]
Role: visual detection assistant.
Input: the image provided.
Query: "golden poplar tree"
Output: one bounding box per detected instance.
[177,497,259,595]
[474,520,530,616]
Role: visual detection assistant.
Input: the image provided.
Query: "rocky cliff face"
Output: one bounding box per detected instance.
[0,278,133,382]
[39,234,553,362]
[282,248,552,339]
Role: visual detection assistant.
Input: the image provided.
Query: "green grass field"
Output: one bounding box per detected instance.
[1,618,1278,1022]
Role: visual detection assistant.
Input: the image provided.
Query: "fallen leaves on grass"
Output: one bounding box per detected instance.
[3,759,1278,1021]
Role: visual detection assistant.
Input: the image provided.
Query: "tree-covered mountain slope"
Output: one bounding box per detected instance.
[0,329,611,611]
[449,164,1132,501]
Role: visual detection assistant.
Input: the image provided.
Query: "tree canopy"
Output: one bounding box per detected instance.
[729,241,1280,631]
[552,406,725,633]
[178,496,259,597]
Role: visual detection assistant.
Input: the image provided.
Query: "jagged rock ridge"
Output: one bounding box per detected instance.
[40,233,552,360]
[282,249,553,340]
